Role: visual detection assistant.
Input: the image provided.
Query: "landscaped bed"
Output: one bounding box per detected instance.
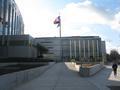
[81,64,94,67]
[0,63,48,75]
[0,58,54,75]
[72,61,104,77]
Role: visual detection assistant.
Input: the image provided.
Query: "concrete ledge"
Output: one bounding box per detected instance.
[0,62,55,90]
[0,63,18,67]
[79,64,104,77]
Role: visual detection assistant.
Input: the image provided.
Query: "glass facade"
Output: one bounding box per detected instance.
[62,36,103,62]
[36,36,105,62]
[0,0,24,35]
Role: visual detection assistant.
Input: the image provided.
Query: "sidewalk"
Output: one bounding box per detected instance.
[107,65,120,90]
[108,65,120,81]
[13,63,118,90]
[84,66,111,90]
[13,63,98,90]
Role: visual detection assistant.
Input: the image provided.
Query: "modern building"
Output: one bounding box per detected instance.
[0,0,37,58]
[35,37,61,61]
[0,35,37,58]
[35,36,106,62]
[101,41,106,63]
[0,0,106,60]
[0,0,24,35]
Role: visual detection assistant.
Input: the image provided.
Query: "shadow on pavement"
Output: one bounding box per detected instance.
[108,85,120,90]
[107,78,120,90]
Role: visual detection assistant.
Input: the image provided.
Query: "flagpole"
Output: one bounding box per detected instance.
[59,14,62,61]
[59,13,61,38]
[59,23,61,38]
[59,15,61,62]
[54,14,62,61]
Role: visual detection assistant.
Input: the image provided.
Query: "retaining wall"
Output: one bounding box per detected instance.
[0,62,55,90]
[0,63,18,67]
[79,64,104,77]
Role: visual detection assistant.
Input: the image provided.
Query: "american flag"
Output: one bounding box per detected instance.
[54,16,61,27]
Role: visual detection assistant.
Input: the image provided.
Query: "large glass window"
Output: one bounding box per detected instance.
[0,0,24,35]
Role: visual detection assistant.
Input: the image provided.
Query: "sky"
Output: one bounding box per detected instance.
[15,0,120,53]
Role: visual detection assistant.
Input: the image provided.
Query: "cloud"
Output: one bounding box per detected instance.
[110,12,120,31]
[62,26,93,36]
[15,0,120,53]
[59,0,110,40]
[61,1,108,25]
[60,0,120,53]
[15,0,58,37]
[106,42,120,54]
[15,0,110,37]
[77,0,92,6]
[60,0,120,34]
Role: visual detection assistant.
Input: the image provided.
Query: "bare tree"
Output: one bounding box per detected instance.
[110,49,119,62]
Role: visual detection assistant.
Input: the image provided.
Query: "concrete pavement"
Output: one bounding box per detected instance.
[13,62,118,90]
[107,65,120,90]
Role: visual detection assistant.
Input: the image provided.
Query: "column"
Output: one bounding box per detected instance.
[16,15,18,35]
[97,40,99,58]
[69,40,72,59]
[88,40,90,60]
[92,40,95,61]
[74,40,76,58]
[83,40,85,58]
[14,12,16,34]
[79,40,81,61]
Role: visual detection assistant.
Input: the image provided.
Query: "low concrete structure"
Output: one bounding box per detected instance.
[0,63,18,67]
[79,64,104,77]
[0,35,37,58]
[0,62,55,90]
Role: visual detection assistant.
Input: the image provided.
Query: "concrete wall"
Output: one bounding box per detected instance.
[89,64,104,75]
[79,64,104,77]
[0,35,37,58]
[0,63,18,67]
[0,62,55,90]
[0,46,37,58]
[8,46,37,58]
[35,37,61,61]
[36,36,106,62]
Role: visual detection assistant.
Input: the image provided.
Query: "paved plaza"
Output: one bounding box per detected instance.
[13,62,120,90]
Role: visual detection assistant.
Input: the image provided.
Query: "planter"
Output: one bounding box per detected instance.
[79,64,104,77]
